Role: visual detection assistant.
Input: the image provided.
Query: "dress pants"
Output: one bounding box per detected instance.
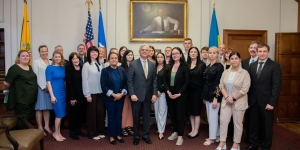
[86,94,105,138]
[69,109,84,132]
[249,102,274,149]
[131,99,151,139]
[122,95,133,128]
[154,92,168,133]
[205,101,220,139]
[15,103,35,129]
[219,103,245,143]
[105,99,124,137]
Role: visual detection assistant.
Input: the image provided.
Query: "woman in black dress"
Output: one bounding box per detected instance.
[66,52,87,140]
[186,47,206,139]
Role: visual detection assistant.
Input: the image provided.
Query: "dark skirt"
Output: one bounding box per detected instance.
[187,87,203,116]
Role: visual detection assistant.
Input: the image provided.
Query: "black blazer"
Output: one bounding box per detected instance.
[157,67,165,93]
[247,58,282,107]
[201,63,224,102]
[241,57,251,69]
[127,59,158,102]
[164,63,190,95]
[101,66,127,102]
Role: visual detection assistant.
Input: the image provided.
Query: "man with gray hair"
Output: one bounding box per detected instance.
[127,44,157,145]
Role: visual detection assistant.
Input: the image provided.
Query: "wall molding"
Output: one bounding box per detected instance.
[0,0,4,23]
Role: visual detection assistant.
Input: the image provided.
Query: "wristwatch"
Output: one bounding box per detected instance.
[232,97,237,102]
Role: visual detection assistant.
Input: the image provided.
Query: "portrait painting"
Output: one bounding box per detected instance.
[130,0,187,42]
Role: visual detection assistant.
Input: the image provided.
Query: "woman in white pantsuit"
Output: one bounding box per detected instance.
[154,52,168,140]
[216,52,250,150]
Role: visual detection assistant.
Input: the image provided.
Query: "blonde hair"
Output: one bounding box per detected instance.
[51,50,65,66]
[15,50,30,64]
[207,46,221,64]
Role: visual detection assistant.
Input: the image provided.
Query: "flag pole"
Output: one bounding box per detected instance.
[213,0,215,7]
[99,0,101,11]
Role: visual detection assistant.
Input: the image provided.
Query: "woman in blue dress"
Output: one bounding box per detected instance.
[46,50,66,142]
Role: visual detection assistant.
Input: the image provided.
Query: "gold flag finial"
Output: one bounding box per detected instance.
[213,0,215,7]
[85,0,93,11]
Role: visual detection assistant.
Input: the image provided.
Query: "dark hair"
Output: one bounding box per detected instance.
[148,45,156,61]
[86,46,100,64]
[257,43,270,52]
[200,46,209,53]
[77,44,85,49]
[187,47,204,72]
[229,51,241,59]
[118,46,127,62]
[248,41,259,48]
[155,52,166,67]
[38,45,48,52]
[121,50,134,71]
[108,52,119,61]
[167,47,186,70]
[68,52,81,67]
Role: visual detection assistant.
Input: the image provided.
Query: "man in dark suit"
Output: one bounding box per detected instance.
[127,44,157,145]
[243,44,282,150]
[241,41,259,143]
[77,44,87,66]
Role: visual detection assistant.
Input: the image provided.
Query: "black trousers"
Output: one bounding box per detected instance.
[14,103,35,129]
[69,108,84,132]
[249,102,274,149]
[131,99,151,139]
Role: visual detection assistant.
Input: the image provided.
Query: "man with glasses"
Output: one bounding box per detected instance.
[164,46,172,64]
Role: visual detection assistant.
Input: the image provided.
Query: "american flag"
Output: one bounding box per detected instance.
[84,11,94,50]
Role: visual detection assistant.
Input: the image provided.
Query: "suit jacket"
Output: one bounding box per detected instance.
[32,57,51,89]
[101,66,127,102]
[127,58,157,102]
[80,56,87,66]
[241,57,251,69]
[164,63,190,96]
[247,58,282,107]
[219,65,251,110]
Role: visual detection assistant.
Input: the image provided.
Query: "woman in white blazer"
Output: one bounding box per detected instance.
[216,52,251,150]
[32,45,53,135]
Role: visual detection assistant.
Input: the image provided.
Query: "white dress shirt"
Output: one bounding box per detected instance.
[140,58,149,73]
[256,58,268,73]
[82,60,103,97]
[143,16,179,32]
[249,56,258,64]
[32,57,51,89]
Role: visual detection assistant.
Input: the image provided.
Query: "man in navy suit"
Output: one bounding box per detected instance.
[127,44,157,145]
[77,44,87,66]
[243,44,282,150]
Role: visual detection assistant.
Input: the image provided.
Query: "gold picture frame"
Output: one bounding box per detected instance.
[130,0,187,42]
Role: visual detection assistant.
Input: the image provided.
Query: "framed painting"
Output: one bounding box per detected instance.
[130,0,187,42]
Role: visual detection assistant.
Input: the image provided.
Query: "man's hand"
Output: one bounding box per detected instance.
[131,95,138,102]
[265,104,274,110]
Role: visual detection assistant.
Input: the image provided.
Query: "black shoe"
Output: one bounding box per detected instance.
[69,131,79,140]
[133,138,140,145]
[243,146,258,150]
[142,137,152,144]
[116,137,125,143]
[188,133,199,139]
[75,130,87,137]
[110,140,117,145]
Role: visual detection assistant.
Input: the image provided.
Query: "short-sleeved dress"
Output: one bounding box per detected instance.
[45,65,66,118]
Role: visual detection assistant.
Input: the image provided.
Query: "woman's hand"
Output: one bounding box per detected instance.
[157,91,161,97]
[212,98,218,109]
[203,99,206,104]
[86,96,92,102]
[226,97,234,105]
[70,100,77,106]
[173,93,181,99]
[51,96,57,104]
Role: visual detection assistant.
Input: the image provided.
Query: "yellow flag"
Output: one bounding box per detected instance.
[20,0,30,50]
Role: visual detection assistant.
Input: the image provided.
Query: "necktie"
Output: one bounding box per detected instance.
[81,57,84,66]
[256,62,264,78]
[161,17,164,31]
[95,63,100,72]
[143,60,148,79]
[251,59,255,64]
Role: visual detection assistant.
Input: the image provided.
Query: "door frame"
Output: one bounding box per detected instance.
[223,29,268,46]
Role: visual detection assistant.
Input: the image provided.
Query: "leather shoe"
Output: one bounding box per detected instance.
[110,140,117,145]
[188,133,199,139]
[243,146,258,150]
[142,137,152,144]
[133,138,140,145]
[116,137,125,143]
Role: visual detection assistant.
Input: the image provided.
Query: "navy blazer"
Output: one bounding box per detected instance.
[100,66,127,102]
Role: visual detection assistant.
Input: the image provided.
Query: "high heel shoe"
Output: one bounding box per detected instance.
[188,133,199,139]
[52,135,63,142]
[44,128,53,135]
[110,140,117,145]
[230,145,240,150]
[215,144,226,150]
[158,136,164,140]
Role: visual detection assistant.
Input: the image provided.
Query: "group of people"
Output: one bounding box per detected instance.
[3,38,281,150]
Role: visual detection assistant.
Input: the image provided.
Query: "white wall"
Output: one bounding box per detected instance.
[0,0,298,72]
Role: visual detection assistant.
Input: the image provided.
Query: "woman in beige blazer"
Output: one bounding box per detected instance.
[216,52,251,150]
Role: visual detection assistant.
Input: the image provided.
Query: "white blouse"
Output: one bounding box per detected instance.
[82,60,103,97]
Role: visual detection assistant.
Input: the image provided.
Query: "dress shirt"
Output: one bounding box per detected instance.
[183,52,188,61]
[82,61,103,97]
[249,56,258,64]
[143,16,179,32]
[256,58,268,73]
[140,58,149,74]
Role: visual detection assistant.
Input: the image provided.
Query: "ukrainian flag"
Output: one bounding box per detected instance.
[20,0,31,50]
[209,7,220,47]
